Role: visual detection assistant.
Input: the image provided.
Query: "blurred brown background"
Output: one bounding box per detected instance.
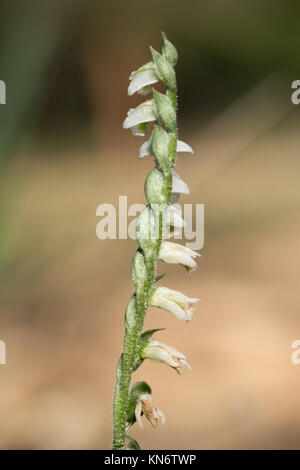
[0,0,300,449]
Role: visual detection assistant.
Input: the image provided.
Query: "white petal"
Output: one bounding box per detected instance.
[179,359,192,371]
[128,63,159,96]
[159,297,188,320]
[154,286,192,305]
[135,400,143,428]
[146,346,179,368]
[122,100,156,130]
[177,140,194,153]
[150,340,186,360]
[159,245,197,270]
[138,138,152,158]
[159,241,199,267]
[162,241,200,257]
[172,170,190,195]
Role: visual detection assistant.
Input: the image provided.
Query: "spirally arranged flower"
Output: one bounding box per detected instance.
[142,340,192,374]
[150,286,199,321]
[159,241,200,272]
[135,394,166,428]
[128,62,159,96]
[122,99,156,136]
[112,33,202,451]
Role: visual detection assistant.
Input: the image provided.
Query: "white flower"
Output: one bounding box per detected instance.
[138,138,153,158]
[170,170,190,204]
[128,62,159,96]
[122,99,156,136]
[150,286,199,321]
[138,133,193,159]
[135,393,166,428]
[177,140,194,153]
[172,170,190,195]
[142,339,191,374]
[159,241,200,271]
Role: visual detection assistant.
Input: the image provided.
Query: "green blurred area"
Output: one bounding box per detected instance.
[0,0,300,450]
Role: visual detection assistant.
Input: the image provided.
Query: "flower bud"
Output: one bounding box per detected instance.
[153,90,176,133]
[136,206,160,253]
[145,168,168,205]
[125,296,137,330]
[162,32,178,66]
[132,250,147,288]
[150,46,177,92]
[151,125,170,172]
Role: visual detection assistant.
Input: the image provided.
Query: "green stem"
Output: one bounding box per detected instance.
[112,90,177,451]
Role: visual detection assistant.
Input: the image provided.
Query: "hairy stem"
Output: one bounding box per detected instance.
[112,111,177,450]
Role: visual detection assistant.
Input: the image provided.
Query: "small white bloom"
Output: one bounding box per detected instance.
[159,241,200,272]
[142,339,191,374]
[150,286,199,321]
[172,169,190,195]
[123,99,156,136]
[128,62,159,96]
[138,138,152,158]
[177,140,194,153]
[135,393,166,428]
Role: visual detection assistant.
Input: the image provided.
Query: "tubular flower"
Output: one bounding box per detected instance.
[159,241,200,271]
[122,99,156,136]
[150,286,199,321]
[142,340,191,374]
[128,62,159,96]
[135,394,166,428]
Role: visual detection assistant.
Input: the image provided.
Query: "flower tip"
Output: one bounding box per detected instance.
[180,359,192,371]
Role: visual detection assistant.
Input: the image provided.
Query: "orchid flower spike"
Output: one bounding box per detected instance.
[113,33,201,450]
[150,286,199,321]
[142,339,191,374]
[159,241,200,272]
[135,394,166,428]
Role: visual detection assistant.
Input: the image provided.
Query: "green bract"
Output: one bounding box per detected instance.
[162,31,178,66]
[150,46,177,92]
[153,89,177,133]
